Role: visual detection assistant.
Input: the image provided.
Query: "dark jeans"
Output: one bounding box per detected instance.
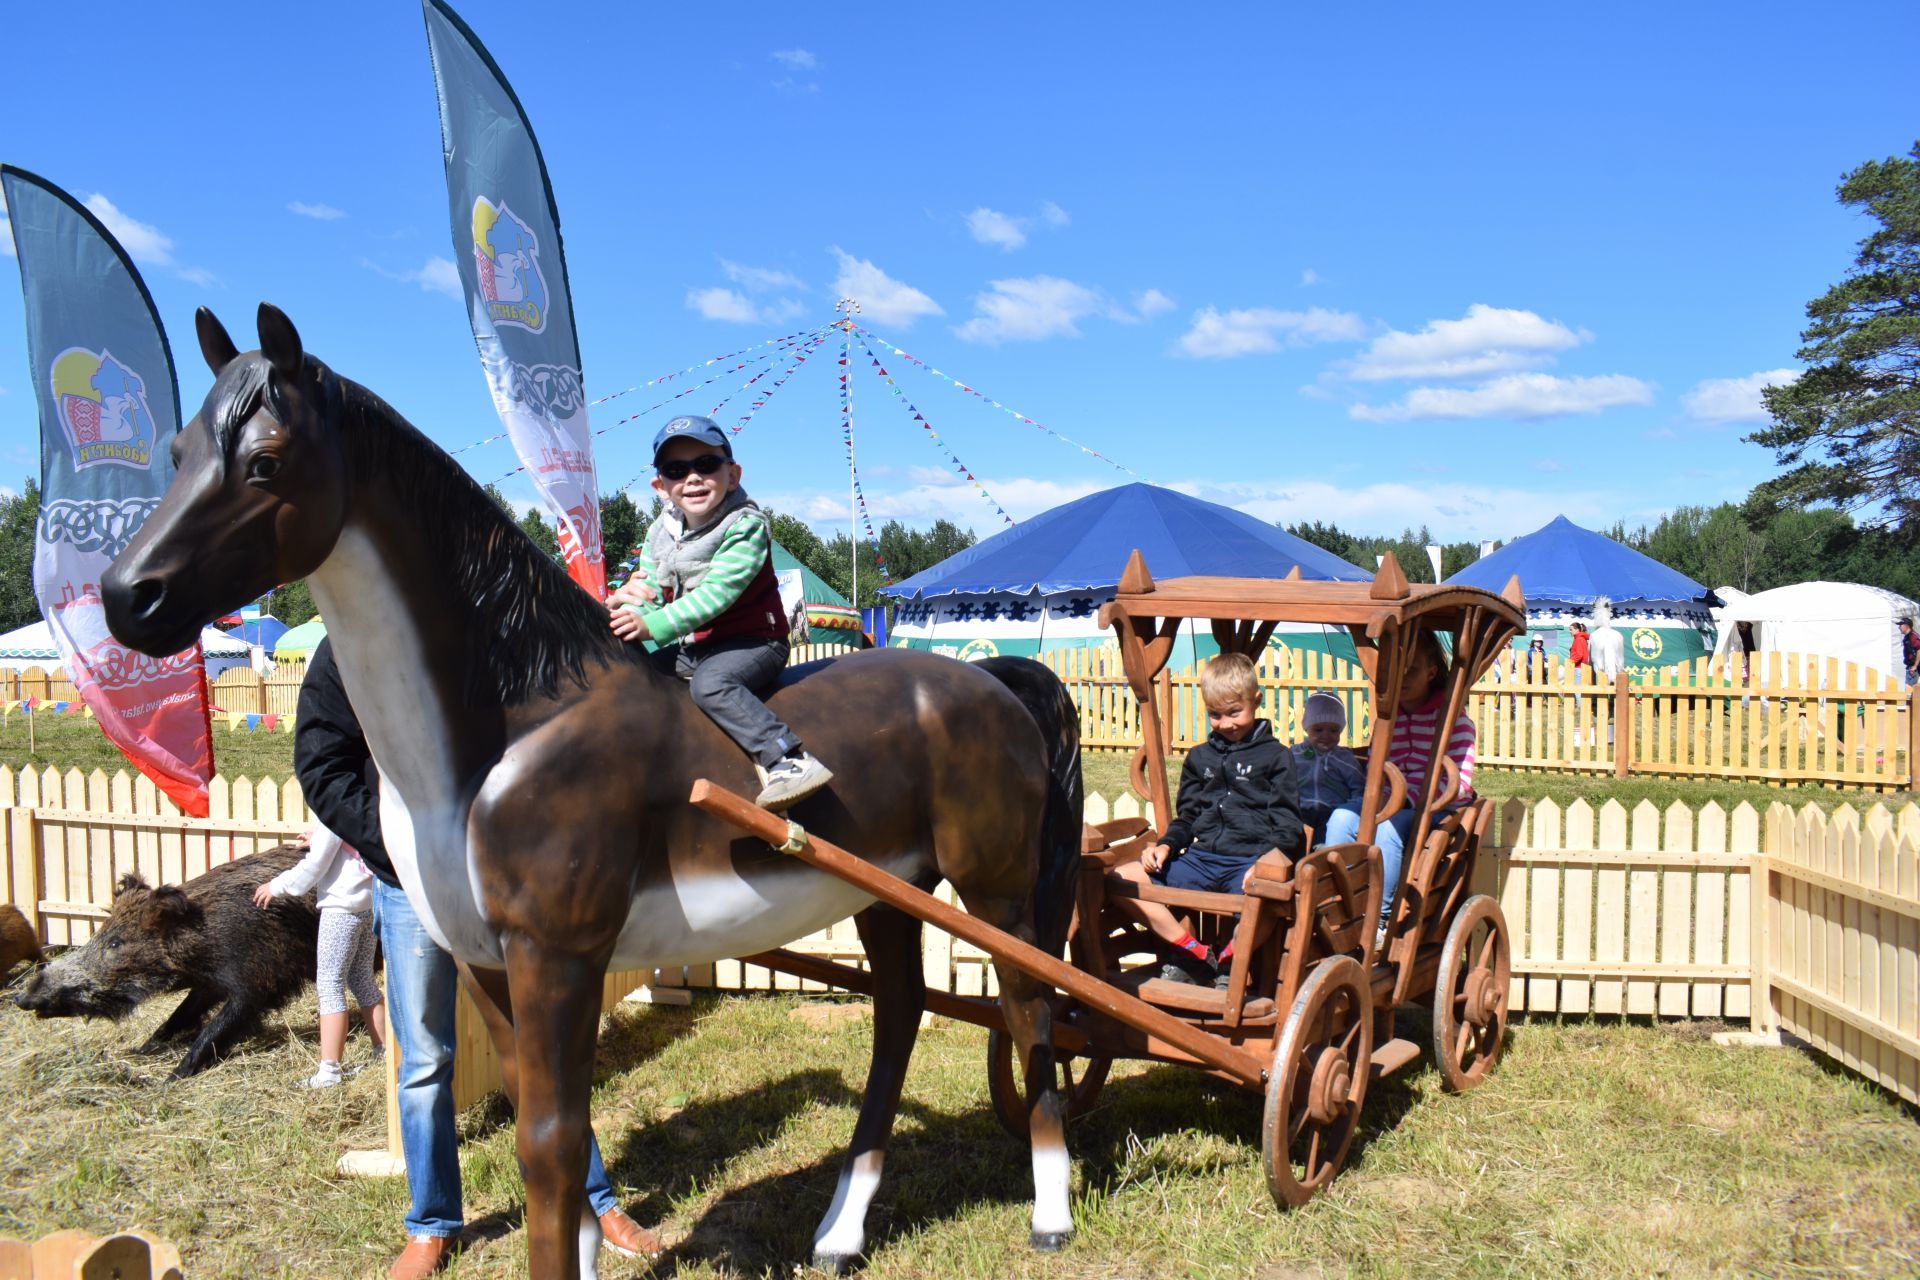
[652,635,799,767]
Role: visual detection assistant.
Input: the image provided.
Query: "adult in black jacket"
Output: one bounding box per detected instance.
[293,639,656,1275]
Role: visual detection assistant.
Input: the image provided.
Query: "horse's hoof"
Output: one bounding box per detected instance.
[811,1250,861,1275]
[1030,1229,1072,1252]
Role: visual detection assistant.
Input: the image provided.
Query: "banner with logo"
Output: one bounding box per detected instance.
[1,166,214,815]
[422,0,603,597]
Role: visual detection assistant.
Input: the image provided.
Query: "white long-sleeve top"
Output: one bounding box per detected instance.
[266,817,372,914]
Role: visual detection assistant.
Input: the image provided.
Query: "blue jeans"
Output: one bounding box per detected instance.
[1321,806,1417,925]
[372,878,619,1238]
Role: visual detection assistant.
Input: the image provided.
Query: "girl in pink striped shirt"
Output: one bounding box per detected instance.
[1325,629,1476,928]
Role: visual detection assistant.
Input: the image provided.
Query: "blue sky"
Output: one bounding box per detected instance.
[2,3,1914,548]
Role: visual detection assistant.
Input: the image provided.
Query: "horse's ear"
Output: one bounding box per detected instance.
[257,303,304,383]
[196,308,239,375]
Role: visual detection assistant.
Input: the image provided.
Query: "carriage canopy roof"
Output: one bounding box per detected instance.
[877,482,1369,600]
[1444,514,1715,611]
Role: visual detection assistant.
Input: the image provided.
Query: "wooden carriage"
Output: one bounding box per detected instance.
[981,549,1527,1204]
[695,548,1525,1211]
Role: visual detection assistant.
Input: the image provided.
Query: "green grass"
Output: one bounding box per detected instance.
[0,711,297,783]
[2,975,1915,1278]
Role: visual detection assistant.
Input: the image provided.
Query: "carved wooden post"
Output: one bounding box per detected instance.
[1612,671,1631,779]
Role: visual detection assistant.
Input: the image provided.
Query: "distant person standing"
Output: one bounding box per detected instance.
[1589,599,1626,680]
[1568,622,1590,670]
[1900,616,1918,685]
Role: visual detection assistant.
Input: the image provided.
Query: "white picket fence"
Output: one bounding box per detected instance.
[0,769,1914,1118]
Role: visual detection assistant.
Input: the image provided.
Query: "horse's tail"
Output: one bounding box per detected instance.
[975,656,1084,958]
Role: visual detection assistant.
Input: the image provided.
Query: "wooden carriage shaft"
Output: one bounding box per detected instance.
[737,948,1094,1054]
[688,780,1271,1088]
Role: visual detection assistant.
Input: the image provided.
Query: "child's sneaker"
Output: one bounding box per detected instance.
[1157,948,1219,986]
[302,1060,344,1090]
[756,753,833,810]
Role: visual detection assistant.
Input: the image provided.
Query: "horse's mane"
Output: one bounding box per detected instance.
[223,352,634,706]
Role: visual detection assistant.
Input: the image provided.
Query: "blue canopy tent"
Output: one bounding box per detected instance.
[226,616,289,652]
[880,483,1368,665]
[1446,515,1718,669]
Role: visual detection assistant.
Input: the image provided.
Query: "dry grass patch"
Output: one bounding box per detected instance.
[3,971,1916,1278]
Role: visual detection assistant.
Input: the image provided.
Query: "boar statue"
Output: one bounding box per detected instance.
[15,845,322,1078]
[0,904,40,979]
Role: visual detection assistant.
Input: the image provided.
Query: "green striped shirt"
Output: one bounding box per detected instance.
[629,508,772,645]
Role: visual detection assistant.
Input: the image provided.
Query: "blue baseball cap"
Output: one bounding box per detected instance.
[651,415,732,462]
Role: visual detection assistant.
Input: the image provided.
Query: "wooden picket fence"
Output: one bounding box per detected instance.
[2,641,864,724]
[0,771,1913,1130]
[1038,647,1919,791]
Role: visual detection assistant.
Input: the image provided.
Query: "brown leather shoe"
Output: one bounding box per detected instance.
[598,1207,663,1258]
[389,1235,457,1280]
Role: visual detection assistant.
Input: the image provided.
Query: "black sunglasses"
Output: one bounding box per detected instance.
[656,453,729,482]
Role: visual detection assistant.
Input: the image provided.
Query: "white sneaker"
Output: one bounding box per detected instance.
[755,753,833,810]
[303,1061,344,1090]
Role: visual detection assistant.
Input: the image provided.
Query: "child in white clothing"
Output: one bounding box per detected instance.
[254,818,388,1087]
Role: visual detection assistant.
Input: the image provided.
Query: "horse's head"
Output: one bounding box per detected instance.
[103,304,350,657]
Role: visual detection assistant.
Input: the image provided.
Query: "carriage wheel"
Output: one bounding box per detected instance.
[985,1026,1111,1140]
[1262,955,1372,1208]
[1432,895,1511,1093]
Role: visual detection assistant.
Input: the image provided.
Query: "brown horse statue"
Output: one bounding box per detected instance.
[102,304,1084,1277]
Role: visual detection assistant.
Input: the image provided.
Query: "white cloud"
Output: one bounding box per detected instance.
[0,213,13,257]
[1350,304,1588,381]
[83,195,174,264]
[408,257,462,297]
[688,287,759,323]
[1349,372,1654,422]
[1175,306,1366,358]
[964,201,1070,251]
[830,248,943,328]
[771,48,817,69]
[1300,268,1321,286]
[955,276,1106,344]
[1133,288,1175,318]
[721,259,805,292]
[1534,459,1568,473]
[82,194,213,285]
[287,201,347,221]
[364,256,462,297]
[686,286,804,325]
[1681,368,1799,423]
[966,207,1028,251]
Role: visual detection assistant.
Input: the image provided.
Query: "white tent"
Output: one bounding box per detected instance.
[0,620,252,680]
[1710,582,1919,682]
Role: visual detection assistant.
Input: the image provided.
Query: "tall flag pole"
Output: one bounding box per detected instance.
[1,166,214,815]
[422,0,603,597]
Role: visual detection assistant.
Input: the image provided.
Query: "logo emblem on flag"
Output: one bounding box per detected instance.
[48,347,157,471]
[471,196,549,333]
[1631,627,1664,662]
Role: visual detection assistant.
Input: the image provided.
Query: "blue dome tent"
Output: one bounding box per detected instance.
[1445,515,1718,670]
[879,483,1368,665]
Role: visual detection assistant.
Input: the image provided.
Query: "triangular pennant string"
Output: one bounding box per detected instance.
[609,328,833,494]
[852,329,1015,528]
[452,325,828,458]
[839,324,890,583]
[487,335,822,485]
[855,323,1143,478]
